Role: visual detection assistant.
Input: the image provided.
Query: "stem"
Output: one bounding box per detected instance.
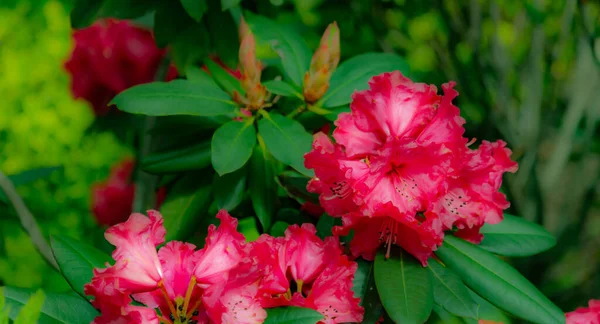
[286,105,306,118]
[132,58,171,212]
[0,171,59,270]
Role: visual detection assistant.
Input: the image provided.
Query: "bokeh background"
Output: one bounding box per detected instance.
[0,0,598,316]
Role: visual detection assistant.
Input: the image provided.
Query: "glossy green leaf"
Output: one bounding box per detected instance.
[13,290,44,324]
[270,221,289,237]
[211,120,256,176]
[141,141,211,174]
[205,0,239,67]
[112,80,237,116]
[257,112,314,177]
[248,136,277,231]
[186,66,219,86]
[220,0,241,11]
[245,13,311,87]
[466,289,513,323]
[479,214,556,257]
[319,53,410,108]
[50,236,111,300]
[374,249,433,324]
[355,260,384,324]
[238,217,260,242]
[160,175,212,241]
[275,170,318,204]
[436,235,564,324]
[264,306,324,324]
[205,59,245,96]
[180,0,207,21]
[432,304,465,324]
[149,115,230,134]
[263,80,302,99]
[323,105,350,122]
[214,168,247,211]
[0,166,61,204]
[315,214,336,239]
[428,260,478,319]
[4,287,98,324]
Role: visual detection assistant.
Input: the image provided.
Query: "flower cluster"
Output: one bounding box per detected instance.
[85,210,363,323]
[64,19,177,116]
[566,300,600,324]
[305,71,518,265]
[91,158,166,226]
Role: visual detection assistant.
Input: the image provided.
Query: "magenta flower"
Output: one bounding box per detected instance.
[85,210,246,324]
[305,71,517,265]
[566,299,600,324]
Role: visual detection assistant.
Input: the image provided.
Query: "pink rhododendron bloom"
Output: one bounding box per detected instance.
[304,71,517,265]
[236,224,364,323]
[567,299,600,324]
[86,210,247,324]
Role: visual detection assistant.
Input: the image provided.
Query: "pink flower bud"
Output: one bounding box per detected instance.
[303,22,340,103]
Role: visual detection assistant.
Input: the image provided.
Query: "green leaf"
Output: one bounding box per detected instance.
[180,0,207,21]
[211,120,256,176]
[323,105,350,122]
[238,217,260,242]
[428,260,478,319]
[248,136,277,231]
[13,290,44,324]
[358,260,384,324]
[245,13,311,87]
[220,0,241,11]
[275,208,312,225]
[264,306,324,324]
[213,168,247,211]
[205,59,245,96]
[374,249,433,324]
[160,175,212,241]
[315,214,336,239]
[466,289,513,323]
[153,0,195,47]
[263,80,302,99]
[0,167,61,204]
[112,80,237,117]
[479,214,556,257]
[186,66,219,86]
[50,236,112,300]
[319,53,411,108]
[141,141,211,174]
[436,235,564,324]
[0,287,8,324]
[257,112,314,177]
[4,287,98,323]
[70,0,103,28]
[275,171,318,204]
[270,221,289,237]
[70,0,156,28]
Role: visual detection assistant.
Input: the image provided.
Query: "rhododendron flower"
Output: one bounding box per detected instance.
[92,158,168,226]
[64,19,177,115]
[240,224,364,323]
[305,71,517,265]
[566,299,600,324]
[85,210,246,323]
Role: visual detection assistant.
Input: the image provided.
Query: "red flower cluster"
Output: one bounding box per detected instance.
[91,159,166,226]
[567,300,600,324]
[85,210,363,324]
[305,71,518,265]
[64,19,177,116]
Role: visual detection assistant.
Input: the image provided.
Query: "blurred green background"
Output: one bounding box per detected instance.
[0,0,598,316]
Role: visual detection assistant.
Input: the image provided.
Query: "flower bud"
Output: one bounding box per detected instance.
[303,22,340,103]
[238,26,266,109]
[238,17,251,43]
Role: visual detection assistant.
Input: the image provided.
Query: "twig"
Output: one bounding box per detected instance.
[0,171,59,270]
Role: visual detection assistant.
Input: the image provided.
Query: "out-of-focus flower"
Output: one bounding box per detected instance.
[305,71,517,265]
[64,19,177,116]
[566,299,600,324]
[85,210,246,323]
[91,158,168,226]
[303,22,340,103]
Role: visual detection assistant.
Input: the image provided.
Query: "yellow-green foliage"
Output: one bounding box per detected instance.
[0,1,131,290]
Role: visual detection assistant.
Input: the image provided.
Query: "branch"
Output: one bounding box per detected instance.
[0,171,59,270]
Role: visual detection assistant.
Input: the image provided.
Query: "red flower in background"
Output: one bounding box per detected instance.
[92,158,167,226]
[64,19,177,116]
[304,71,517,265]
[567,300,600,324]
